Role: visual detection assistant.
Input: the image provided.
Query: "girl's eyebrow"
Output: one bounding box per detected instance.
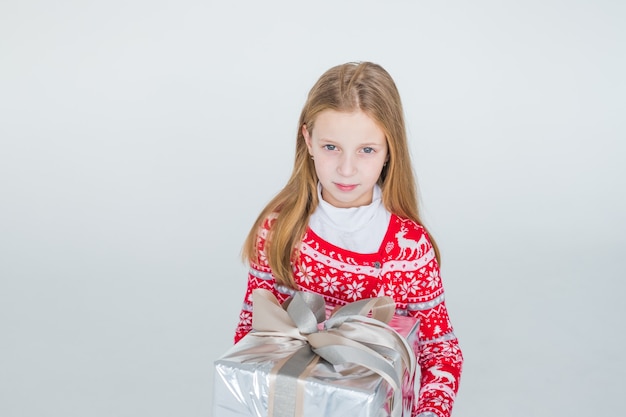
[317,137,384,146]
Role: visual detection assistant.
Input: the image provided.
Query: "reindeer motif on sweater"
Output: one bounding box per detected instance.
[396,222,430,259]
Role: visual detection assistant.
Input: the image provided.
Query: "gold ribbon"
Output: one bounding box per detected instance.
[250,289,417,417]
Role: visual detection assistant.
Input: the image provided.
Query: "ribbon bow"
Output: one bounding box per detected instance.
[250,289,417,417]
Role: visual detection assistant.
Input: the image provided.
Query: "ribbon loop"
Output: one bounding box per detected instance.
[284,292,325,334]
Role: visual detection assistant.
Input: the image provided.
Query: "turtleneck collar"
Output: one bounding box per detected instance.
[315,182,384,232]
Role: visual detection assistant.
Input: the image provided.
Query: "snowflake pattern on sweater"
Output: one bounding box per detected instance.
[234,214,464,417]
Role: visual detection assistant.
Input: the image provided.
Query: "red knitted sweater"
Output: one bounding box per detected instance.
[234,213,463,417]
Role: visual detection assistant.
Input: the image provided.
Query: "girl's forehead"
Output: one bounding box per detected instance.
[311,110,385,142]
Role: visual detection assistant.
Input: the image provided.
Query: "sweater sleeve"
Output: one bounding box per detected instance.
[233,217,290,344]
[381,220,463,417]
[409,244,463,417]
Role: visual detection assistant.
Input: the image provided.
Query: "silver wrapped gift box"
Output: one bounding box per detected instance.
[213,289,419,417]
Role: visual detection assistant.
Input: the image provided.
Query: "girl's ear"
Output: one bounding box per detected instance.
[302,124,313,153]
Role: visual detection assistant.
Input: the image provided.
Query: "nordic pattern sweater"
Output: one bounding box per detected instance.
[234,213,464,417]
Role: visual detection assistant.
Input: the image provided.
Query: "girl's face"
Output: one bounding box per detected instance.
[303,109,388,208]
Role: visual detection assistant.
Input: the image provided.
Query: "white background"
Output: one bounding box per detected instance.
[1,1,624,416]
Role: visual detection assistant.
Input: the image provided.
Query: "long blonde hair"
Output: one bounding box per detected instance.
[242,61,440,288]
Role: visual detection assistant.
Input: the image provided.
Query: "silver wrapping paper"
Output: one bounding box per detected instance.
[213,315,419,417]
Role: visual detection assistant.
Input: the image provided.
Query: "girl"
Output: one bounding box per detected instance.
[234,61,463,417]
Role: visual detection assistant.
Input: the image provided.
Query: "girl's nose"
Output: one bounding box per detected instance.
[337,153,357,177]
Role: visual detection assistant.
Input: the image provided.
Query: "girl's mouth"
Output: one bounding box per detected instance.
[334,183,358,192]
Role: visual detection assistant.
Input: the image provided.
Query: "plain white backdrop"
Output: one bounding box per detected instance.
[1,1,624,416]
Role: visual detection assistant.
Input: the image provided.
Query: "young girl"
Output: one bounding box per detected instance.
[234,61,463,417]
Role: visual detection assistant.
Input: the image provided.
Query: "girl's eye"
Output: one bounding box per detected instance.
[363,147,375,154]
[323,145,336,151]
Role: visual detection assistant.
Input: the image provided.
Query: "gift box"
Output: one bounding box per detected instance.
[213,289,419,417]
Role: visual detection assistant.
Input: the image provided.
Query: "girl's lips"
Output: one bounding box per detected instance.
[334,183,358,192]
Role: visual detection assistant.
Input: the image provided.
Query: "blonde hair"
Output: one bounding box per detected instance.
[242,61,440,288]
